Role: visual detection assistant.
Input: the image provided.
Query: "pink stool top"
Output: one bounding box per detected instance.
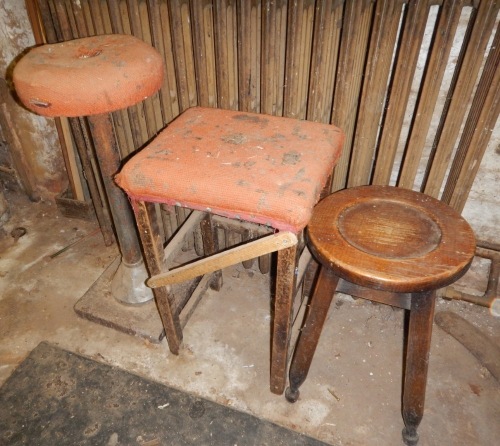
[13,34,164,117]
[116,107,344,233]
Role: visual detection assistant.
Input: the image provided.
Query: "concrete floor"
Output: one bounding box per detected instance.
[1,190,499,446]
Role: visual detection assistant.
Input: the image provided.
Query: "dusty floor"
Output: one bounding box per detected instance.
[0,191,499,446]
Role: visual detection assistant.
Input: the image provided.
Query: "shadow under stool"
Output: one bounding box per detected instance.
[285,185,476,445]
[115,106,344,394]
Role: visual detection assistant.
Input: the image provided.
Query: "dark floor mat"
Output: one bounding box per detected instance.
[0,342,328,446]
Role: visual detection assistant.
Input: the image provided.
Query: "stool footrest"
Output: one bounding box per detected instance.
[336,279,411,310]
[148,232,298,288]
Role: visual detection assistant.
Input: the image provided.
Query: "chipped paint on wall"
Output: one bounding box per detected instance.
[0,0,68,198]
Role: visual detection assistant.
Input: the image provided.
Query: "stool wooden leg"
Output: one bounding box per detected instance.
[271,242,299,394]
[200,214,223,291]
[402,291,436,446]
[285,266,339,403]
[132,200,183,354]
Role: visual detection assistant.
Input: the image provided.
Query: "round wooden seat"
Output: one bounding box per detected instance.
[13,34,164,117]
[307,185,476,293]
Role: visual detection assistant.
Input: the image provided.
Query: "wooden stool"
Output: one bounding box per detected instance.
[285,185,476,445]
[13,34,163,304]
[115,106,344,394]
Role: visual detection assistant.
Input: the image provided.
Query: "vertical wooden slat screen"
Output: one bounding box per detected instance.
[237,0,261,112]
[214,0,238,110]
[261,0,287,116]
[423,0,499,198]
[444,22,500,211]
[283,0,315,119]
[348,0,405,188]
[28,0,498,217]
[330,0,373,191]
[371,0,432,186]
[306,0,342,124]
[398,0,465,190]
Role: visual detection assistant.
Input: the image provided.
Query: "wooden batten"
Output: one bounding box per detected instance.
[398,0,464,190]
[372,0,432,186]
[237,0,261,112]
[348,0,405,188]
[261,0,287,116]
[283,0,315,119]
[306,0,342,124]
[331,0,374,191]
[214,0,239,110]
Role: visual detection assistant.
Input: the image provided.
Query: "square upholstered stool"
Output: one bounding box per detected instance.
[285,185,476,445]
[116,106,344,394]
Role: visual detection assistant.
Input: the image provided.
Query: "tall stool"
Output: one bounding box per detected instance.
[115,106,344,394]
[13,34,163,304]
[285,185,476,445]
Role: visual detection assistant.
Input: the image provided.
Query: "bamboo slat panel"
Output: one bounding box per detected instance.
[30,0,498,217]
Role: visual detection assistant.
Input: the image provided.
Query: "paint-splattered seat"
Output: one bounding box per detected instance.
[13,34,163,117]
[116,107,343,233]
[116,106,344,395]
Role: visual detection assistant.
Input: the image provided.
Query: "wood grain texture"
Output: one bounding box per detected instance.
[423,0,500,198]
[398,0,465,189]
[443,21,500,211]
[271,243,300,395]
[306,0,342,124]
[131,200,183,355]
[331,0,374,191]
[307,185,476,292]
[372,0,431,186]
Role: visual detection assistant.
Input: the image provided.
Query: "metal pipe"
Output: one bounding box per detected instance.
[69,117,115,246]
[86,113,143,264]
[86,113,153,304]
[441,242,500,308]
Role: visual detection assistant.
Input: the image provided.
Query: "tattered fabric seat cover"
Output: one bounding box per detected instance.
[116,107,344,233]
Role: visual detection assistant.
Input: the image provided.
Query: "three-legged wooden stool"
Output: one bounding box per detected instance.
[285,185,476,445]
[116,106,344,394]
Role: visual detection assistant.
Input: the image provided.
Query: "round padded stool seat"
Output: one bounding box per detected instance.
[13,34,164,117]
[307,185,476,293]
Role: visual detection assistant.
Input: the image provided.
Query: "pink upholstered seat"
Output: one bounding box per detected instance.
[13,34,163,117]
[116,107,344,232]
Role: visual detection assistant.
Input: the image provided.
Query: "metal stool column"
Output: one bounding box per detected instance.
[13,34,164,304]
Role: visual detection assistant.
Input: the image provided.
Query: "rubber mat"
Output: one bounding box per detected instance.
[0,342,328,446]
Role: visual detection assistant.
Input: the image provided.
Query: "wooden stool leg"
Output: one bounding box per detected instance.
[271,243,299,394]
[200,214,223,291]
[285,266,339,403]
[402,291,436,446]
[132,200,183,354]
